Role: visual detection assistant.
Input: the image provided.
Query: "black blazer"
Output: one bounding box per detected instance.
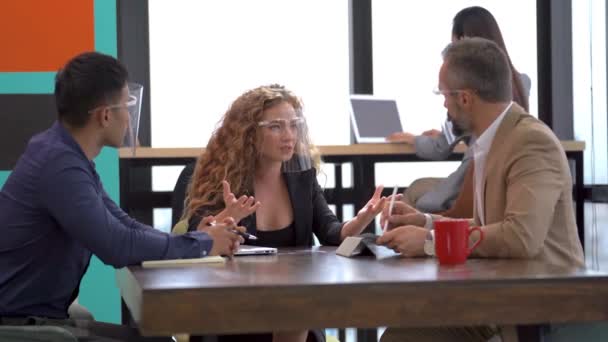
[187,169,343,247]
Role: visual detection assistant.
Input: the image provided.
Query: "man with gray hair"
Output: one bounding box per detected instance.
[378,37,583,341]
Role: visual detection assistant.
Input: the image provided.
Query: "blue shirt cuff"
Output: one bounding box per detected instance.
[172,231,213,258]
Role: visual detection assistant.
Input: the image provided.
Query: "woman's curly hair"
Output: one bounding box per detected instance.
[182,84,318,220]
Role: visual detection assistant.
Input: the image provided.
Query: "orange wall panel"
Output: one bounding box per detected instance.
[0,0,95,72]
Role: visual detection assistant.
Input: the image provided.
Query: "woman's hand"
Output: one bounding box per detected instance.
[215,180,260,223]
[341,186,386,239]
[421,129,442,138]
[386,132,416,144]
[357,186,387,223]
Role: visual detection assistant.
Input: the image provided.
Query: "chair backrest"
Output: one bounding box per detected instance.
[171,162,196,229]
[0,326,78,342]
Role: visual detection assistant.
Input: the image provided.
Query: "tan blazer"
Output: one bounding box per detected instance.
[470,104,584,267]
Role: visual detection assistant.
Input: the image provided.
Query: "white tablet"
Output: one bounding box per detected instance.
[349,95,404,143]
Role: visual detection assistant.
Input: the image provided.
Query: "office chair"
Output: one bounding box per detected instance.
[169,163,214,342]
[67,302,94,321]
[171,162,196,231]
[0,326,77,342]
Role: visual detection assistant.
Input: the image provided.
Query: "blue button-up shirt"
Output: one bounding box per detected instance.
[0,122,213,319]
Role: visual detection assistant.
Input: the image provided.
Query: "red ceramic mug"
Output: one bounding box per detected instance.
[434,219,483,265]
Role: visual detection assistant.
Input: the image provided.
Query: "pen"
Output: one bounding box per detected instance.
[383,186,398,233]
[209,220,258,240]
[230,229,258,241]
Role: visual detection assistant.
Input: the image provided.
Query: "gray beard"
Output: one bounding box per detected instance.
[447,112,467,137]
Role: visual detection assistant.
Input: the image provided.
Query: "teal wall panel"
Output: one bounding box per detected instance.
[0,170,10,188]
[95,147,120,201]
[0,72,55,94]
[78,256,120,324]
[94,0,118,56]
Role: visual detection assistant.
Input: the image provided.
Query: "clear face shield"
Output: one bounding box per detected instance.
[257,116,314,173]
[122,83,143,156]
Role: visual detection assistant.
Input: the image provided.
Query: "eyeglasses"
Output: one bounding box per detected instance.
[88,94,137,114]
[258,117,305,134]
[432,87,467,96]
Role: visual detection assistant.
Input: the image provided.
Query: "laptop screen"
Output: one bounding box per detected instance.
[350,97,404,142]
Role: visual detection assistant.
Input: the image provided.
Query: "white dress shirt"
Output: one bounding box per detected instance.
[472,102,513,225]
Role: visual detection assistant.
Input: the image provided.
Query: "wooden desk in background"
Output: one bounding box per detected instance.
[118,141,585,245]
[117,246,608,337]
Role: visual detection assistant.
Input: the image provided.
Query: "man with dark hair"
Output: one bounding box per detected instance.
[378,38,583,341]
[0,52,243,341]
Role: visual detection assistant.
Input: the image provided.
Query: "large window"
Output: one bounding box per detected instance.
[149,0,351,148]
[373,0,538,123]
[572,0,607,269]
[371,0,538,185]
[573,0,608,185]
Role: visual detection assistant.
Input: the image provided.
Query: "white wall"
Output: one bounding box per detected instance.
[573,0,608,184]
[149,0,350,148]
[373,0,538,133]
[372,0,537,186]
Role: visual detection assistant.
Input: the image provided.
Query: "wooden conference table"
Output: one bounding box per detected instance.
[118,141,586,244]
[117,246,608,338]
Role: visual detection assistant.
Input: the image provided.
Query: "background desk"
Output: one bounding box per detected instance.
[119,141,585,243]
[117,246,608,337]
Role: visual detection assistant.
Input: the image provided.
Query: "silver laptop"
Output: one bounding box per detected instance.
[349,95,404,143]
[234,245,278,256]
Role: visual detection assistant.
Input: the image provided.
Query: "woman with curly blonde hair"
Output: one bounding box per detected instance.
[182,84,386,342]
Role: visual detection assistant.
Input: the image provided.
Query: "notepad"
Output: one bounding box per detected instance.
[142,256,225,268]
